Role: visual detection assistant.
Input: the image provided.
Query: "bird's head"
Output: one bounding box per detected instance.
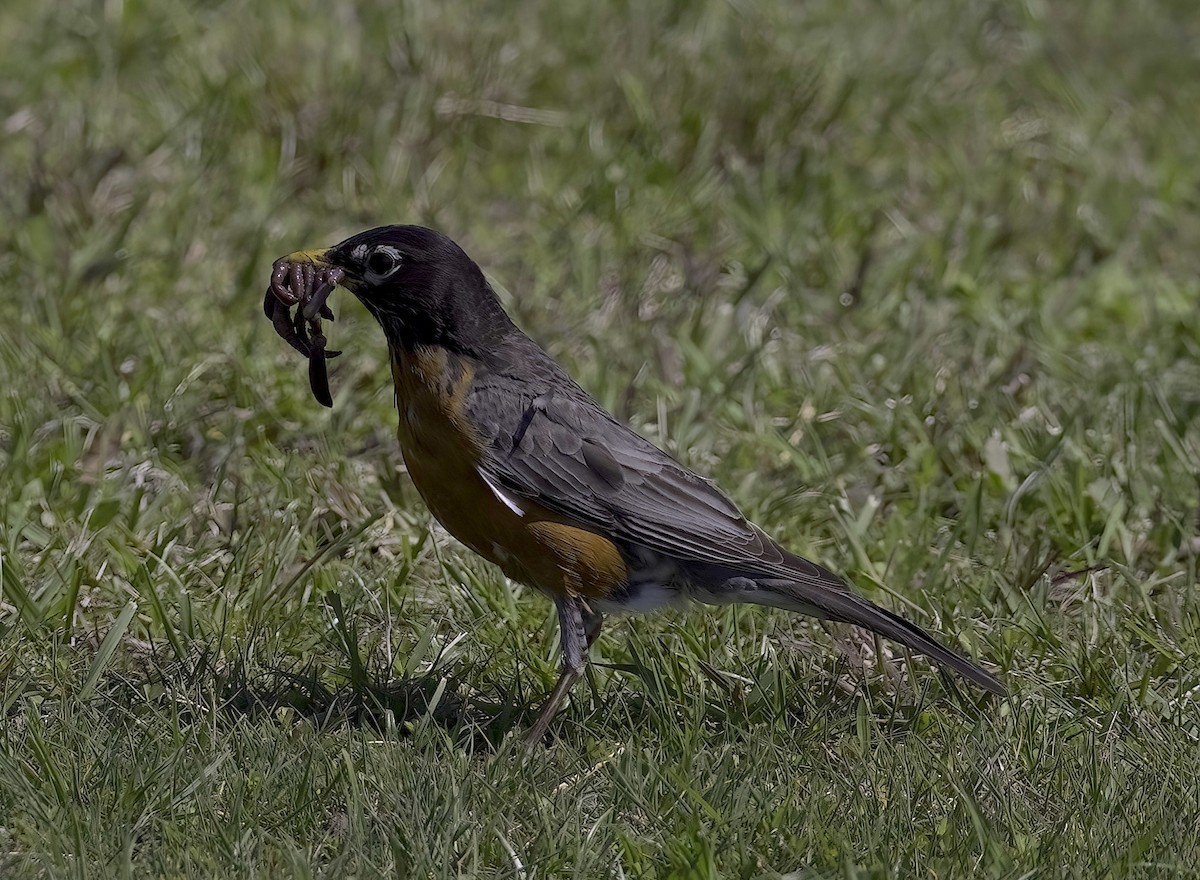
[279,225,512,353]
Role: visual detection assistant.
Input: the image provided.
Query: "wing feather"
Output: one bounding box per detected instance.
[467,367,830,583]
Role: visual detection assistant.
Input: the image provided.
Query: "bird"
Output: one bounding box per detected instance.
[264,225,1006,743]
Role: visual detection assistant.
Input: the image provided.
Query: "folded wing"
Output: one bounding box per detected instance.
[466,363,837,587]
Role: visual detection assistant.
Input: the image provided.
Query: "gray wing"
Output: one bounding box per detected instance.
[465,361,833,583]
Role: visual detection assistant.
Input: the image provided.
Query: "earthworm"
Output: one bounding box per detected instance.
[263,257,343,406]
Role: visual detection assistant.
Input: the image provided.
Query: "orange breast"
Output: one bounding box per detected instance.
[390,347,628,599]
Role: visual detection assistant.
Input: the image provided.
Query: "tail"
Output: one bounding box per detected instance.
[742,570,1006,696]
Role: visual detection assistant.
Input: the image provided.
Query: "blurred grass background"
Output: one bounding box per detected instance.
[1,0,1199,876]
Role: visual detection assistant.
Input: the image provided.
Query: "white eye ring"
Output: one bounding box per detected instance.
[365,245,403,281]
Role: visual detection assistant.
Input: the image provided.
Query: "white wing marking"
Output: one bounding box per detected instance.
[480,470,525,517]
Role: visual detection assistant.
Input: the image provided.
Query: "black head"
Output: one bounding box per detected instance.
[322,225,514,353]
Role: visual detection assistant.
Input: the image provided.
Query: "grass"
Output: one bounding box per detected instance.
[1,0,1199,875]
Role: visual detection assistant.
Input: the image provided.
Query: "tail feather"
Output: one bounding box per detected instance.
[751,576,1006,696]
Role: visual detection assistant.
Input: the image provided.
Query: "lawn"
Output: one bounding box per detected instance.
[1,0,1199,876]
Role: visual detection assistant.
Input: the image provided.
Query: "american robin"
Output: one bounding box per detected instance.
[264,225,1006,743]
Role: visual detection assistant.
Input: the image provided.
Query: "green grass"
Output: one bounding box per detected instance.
[2,0,1199,876]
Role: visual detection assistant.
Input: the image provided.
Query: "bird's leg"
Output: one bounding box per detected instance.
[578,599,606,716]
[524,595,602,745]
[581,600,604,650]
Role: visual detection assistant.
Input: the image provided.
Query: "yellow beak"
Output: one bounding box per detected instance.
[272,248,344,321]
[281,248,331,266]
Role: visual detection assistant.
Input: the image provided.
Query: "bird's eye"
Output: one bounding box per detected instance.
[366,246,401,278]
